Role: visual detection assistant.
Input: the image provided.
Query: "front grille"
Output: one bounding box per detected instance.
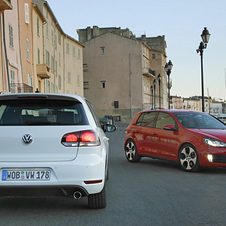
[213,154,226,163]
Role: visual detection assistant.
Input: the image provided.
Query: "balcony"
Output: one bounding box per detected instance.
[143,67,155,78]
[36,64,50,79]
[0,0,12,14]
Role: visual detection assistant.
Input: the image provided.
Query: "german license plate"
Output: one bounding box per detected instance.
[2,170,51,181]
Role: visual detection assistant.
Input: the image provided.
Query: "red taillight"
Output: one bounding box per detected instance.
[66,134,78,142]
[61,130,100,147]
[80,131,96,142]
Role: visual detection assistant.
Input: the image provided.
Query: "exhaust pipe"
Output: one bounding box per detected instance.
[73,191,82,199]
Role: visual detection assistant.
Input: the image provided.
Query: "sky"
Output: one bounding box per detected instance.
[46,0,226,101]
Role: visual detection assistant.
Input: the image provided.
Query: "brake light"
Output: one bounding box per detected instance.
[66,134,78,142]
[61,130,100,147]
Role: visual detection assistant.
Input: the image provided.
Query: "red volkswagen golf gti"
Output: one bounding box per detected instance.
[124,110,226,172]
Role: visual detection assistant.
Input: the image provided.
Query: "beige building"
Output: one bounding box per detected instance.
[78,26,168,122]
[33,0,84,95]
[1,0,83,95]
[0,0,13,93]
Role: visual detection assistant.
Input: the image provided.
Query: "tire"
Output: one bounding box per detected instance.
[179,144,200,172]
[125,139,141,163]
[88,185,106,209]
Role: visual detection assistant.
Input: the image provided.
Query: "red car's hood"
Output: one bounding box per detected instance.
[190,129,226,142]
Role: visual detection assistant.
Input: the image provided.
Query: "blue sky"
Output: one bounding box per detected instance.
[47,0,226,100]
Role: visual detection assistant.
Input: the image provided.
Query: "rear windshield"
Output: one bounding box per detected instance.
[0,99,88,126]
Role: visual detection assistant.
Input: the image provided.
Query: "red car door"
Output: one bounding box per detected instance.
[151,112,180,161]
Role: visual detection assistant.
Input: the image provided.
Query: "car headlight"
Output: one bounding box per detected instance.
[203,138,226,148]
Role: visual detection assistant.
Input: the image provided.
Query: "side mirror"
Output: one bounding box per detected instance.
[163,124,177,131]
[105,124,116,132]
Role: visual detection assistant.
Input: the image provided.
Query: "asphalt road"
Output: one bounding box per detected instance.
[1,123,226,226]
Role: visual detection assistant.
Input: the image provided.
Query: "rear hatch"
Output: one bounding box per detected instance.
[0,94,89,162]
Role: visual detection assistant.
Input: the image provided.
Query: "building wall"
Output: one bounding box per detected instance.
[2,0,22,93]
[63,36,83,95]
[0,0,13,93]
[32,3,45,93]
[41,2,83,95]
[83,32,143,122]
[18,0,34,92]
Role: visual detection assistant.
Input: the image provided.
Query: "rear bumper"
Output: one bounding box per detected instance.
[0,149,106,196]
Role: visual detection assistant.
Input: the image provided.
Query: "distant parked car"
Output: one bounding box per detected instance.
[0,93,116,209]
[124,110,226,172]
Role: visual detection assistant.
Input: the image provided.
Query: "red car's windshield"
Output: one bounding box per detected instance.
[173,112,226,129]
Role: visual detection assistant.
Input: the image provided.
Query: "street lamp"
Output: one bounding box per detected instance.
[153,79,157,109]
[157,74,161,109]
[151,85,154,110]
[165,60,173,109]
[197,27,210,112]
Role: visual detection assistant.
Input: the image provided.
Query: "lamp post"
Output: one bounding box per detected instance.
[197,27,210,112]
[165,60,173,109]
[153,79,157,109]
[157,74,161,109]
[151,85,154,110]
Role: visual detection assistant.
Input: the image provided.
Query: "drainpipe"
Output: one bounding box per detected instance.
[2,12,10,92]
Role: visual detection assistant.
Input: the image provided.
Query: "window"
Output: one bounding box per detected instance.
[46,22,48,37]
[136,112,157,127]
[101,81,106,88]
[68,72,71,83]
[156,112,177,129]
[26,39,29,61]
[66,43,70,54]
[58,75,62,90]
[152,54,155,59]
[58,32,61,45]
[55,34,57,49]
[27,74,33,87]
[78,49,81,59]
[51,30,54,45]
[73,46,76,57]
[9,24,13,47]
[84,81,89,89]
[59,53,61,67]
[51,56,54,73]
[0,99,88,126]
[10,68,15,93]
[54,60,57,76]
[83,64,88,72]
[37,48,40,64]
[46,50,50,66]
[100,47,105,55]
[37,16,40,35]
[46,80,50,92]
[25,3,29,24]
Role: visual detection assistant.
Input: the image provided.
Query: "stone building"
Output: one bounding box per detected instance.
[77,26,169,122]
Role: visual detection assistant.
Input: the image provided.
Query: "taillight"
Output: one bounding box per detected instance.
[61,130,100,147]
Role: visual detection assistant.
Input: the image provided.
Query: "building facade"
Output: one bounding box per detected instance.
[1,0,84,95]
[78,26,168,122]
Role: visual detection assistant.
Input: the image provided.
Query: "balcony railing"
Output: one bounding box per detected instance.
[10,83,33,93]
[36,64,50,79]
[143,67,155,78]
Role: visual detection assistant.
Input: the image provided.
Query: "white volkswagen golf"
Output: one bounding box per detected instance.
[0,93,116,209]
